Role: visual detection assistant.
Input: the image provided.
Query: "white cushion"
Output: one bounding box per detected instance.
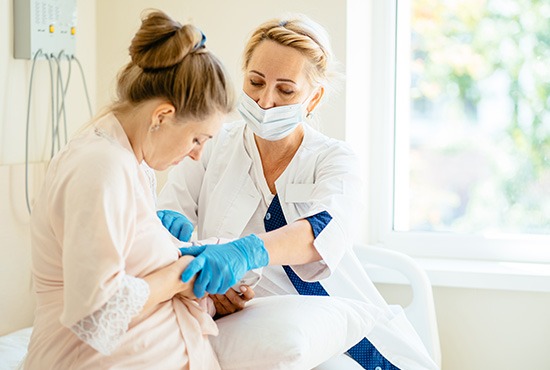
[0,327,32,370]
[210,295,378,370]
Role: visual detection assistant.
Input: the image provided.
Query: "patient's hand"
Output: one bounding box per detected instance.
[174,255,197,300]
[141,255,197,315]
[211,285,255,319]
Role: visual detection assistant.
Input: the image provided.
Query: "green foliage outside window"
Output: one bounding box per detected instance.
[405,0,550,234]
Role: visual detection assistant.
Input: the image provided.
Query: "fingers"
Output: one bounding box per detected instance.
[211,294,235,316]
[181,256,204,283]
[193,276,206,298]
[179,245,206,257]
[225,288,249,310]
[173,217,193,238]
[193,267,210,298]
[204,265,224,295]
[224,289,245,309]
[171,218,184,237]
[177,223,194,242]
[158,210,193,242]
[201,269,233,296]
[210,288,252,318]
[162,212,176,229]
[238,285,256,301]
[174,219,193,242]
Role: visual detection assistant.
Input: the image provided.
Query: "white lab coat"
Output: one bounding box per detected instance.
[158,121,438,370]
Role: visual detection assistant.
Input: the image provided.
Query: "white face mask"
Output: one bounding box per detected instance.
[237,92,310,141]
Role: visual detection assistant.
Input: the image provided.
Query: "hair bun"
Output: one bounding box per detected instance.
[129,10,205,70]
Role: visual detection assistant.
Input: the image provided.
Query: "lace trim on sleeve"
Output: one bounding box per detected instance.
[70,275,150,355]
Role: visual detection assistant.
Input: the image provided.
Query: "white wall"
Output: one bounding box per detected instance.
[378,284,550,370]
[0,0,96,335]
[95,0,347,141]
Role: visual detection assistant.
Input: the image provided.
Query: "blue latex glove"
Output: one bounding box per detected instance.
[157,210,194,242]
[179,234,269,298]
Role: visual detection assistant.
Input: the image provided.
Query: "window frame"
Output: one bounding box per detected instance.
[347,0,550,265]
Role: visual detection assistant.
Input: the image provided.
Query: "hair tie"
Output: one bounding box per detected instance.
[195,31,207,50]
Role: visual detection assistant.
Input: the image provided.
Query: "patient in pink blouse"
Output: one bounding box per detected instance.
[25,9,235,370]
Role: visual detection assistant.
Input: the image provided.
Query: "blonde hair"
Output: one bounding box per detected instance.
[113,10,234,120]
[242,14,338,89]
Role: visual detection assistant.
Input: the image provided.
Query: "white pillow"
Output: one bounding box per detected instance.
[0,327,32,370]
[210,295,379,370]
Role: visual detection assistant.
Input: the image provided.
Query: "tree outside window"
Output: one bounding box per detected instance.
[394,0,550,236]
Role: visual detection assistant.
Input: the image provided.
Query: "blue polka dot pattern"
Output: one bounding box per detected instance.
[306,210,333,238]
[264,195,400,370]
[348,338,400,370]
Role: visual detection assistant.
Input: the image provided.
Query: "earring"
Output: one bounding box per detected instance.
[150,124,160,132]
[306,111,313,119]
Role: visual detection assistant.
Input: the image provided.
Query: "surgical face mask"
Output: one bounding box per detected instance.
[237,92,310,141]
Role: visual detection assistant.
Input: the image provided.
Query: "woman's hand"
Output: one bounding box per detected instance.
[142,255,197,313]
[157,210,195,242]
[179,234,269,298]
[170,256,197,298]
[211,285,255,319]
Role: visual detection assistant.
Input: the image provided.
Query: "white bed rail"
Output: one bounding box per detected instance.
[354,244,442,368]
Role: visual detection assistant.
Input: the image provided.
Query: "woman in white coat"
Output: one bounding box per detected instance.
[158,14,438,370]
[26,10,237,369]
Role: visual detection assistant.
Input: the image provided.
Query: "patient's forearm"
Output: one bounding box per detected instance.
[142,256,196,312]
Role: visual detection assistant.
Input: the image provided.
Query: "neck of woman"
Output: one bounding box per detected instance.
[254,125,305,193]
[114,105,149,163]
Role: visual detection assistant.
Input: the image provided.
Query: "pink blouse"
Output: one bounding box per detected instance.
[25,113,220,370]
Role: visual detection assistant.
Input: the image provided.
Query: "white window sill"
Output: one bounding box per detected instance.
[365,258,550,293]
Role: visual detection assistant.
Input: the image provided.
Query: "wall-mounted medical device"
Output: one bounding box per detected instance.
[14,0,77,59]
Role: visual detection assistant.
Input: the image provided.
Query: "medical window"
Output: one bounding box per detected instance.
[367,0,550,263]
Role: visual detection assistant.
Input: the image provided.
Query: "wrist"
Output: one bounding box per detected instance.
[242,234,269,268]
[175,256,197,298]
